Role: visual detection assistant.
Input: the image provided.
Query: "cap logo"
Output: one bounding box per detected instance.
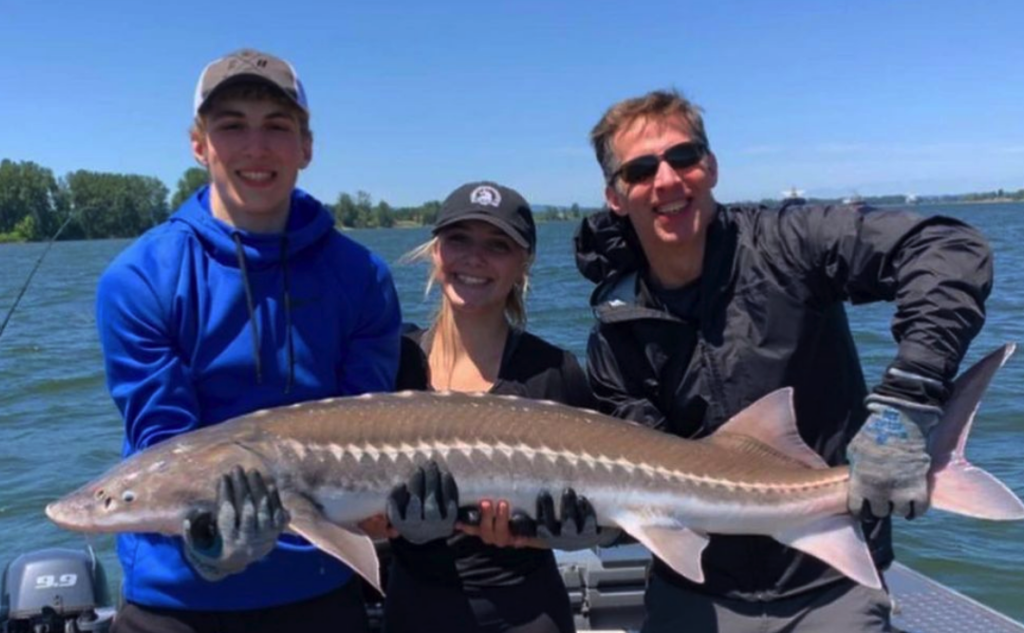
[469,185,501,207]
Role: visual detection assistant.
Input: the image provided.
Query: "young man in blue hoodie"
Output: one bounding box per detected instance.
[96,49,401,632]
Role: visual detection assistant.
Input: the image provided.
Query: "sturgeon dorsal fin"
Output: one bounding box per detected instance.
[708,388,828,469]
[281,491,383,594]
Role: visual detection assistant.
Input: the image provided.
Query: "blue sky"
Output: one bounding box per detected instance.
[3,0,1022,207]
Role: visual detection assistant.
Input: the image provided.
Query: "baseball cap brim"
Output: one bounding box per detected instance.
[432,212,532,251]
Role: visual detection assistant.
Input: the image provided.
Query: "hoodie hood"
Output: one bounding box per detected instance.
[167,185,336,391]
[574,210,677,322]
[170,186,335,268]
[574,209,646,285]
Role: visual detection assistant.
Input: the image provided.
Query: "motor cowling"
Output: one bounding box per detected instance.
[1,548,115,633]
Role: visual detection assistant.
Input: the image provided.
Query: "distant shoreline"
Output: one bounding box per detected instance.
[932,198,1022,205]
[2,200,1021,245]
[745,197,1024,208]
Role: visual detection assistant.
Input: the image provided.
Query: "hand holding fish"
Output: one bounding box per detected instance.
[847,396,942,520]
[182,466,289,582]
[536,489,622,551]
[457,499,544,548]
[387,460,545,548]
[356,513,395,540]
[386,460,459,544]
[457,488,620,550]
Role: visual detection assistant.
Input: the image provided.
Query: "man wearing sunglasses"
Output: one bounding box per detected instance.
[574,89,992,632]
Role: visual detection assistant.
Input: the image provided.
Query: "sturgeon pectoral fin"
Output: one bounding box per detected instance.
[281,491,383,594]
[774,515,881,589]
[617,515,709,583]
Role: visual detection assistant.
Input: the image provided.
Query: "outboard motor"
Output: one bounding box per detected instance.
[1,548,115,633]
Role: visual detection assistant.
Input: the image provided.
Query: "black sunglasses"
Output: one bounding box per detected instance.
[610,141,707,185]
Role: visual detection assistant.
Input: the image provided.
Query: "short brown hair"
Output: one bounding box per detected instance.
[190,81,312,140]
[590,89,708,184]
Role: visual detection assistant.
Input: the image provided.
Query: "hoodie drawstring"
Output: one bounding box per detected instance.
[280,234,295,394]
[230,233,296,393]
[233,234,263,385]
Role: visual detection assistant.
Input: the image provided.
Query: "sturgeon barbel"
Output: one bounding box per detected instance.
[47,345,1024,593]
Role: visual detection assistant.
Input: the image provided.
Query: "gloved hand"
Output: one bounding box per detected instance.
[847,395,942,520]
[386,460,459,544]
[536,488,621,550]
[458,506,538,539]
[182,466,289,582]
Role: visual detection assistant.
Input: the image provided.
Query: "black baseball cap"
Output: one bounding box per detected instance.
[433,182,537,253]
[193,49,308,115]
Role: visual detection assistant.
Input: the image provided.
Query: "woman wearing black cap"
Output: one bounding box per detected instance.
[382,182,609,633]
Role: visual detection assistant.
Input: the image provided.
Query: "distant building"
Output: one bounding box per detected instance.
[842,192,864,205]
[782,186,805,201]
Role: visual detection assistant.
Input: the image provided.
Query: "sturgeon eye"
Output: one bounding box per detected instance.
[122,491,137,503]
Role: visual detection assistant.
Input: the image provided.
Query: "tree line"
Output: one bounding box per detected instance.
[0,160,171,243]
[332,191,590,229]
[0,159,593,242]
[5,157,1019,243]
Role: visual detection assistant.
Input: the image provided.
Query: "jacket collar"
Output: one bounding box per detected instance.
[588,205,740,329]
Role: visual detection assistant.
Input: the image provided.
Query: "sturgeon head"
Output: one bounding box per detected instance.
[46,429,264,536]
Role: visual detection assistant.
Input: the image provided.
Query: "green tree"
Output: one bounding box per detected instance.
[420,200,441,225]
[375,201,395,228]
[171,167,209,209]
[0,159,62,241]
[541,206,563,222]
[334,192,359,228]
[356,190,374,228]
[64,170,169,239]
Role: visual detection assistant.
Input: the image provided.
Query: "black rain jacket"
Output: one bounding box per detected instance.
[574,202,993,601]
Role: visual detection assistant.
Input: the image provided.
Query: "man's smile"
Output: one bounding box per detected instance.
[237,170,276,185]
[653,198,693,216]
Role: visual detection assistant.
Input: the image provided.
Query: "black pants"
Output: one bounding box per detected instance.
[111,579,370,633]
[642,574,892,633]
[383,561,575,633]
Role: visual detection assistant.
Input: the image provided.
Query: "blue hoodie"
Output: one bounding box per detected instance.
[95,186,401,610]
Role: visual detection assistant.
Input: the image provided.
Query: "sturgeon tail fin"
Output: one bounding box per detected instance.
[929,344,1024,520]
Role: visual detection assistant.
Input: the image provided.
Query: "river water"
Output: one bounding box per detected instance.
[1,203,1022,621]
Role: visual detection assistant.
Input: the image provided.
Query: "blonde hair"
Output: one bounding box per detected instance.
[401,236,533,387]
[591,88,708,186]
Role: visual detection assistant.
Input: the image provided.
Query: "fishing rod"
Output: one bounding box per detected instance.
[0,213,76,343]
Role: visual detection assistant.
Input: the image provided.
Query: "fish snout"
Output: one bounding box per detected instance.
[45,497,84,530]
[45,483,135,532]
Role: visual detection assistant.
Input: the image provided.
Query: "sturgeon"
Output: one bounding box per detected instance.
[47,344,1024,594]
